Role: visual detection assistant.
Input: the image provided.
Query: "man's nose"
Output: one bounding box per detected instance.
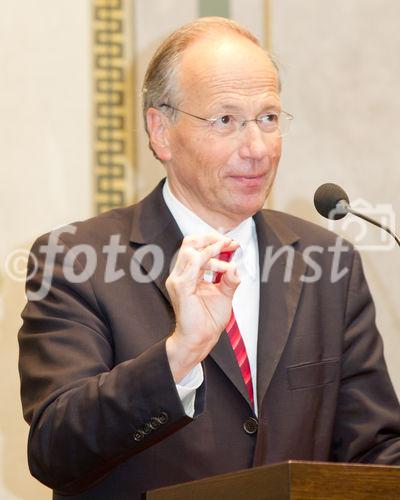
[237,122,272,161]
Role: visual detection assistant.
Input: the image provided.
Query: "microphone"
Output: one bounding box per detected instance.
[314,183,400,247]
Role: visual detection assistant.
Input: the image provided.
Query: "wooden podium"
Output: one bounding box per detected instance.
[146,461,400,499]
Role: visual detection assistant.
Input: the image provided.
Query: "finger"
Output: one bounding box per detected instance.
[202,257,234,273]
[170,234,241,293]
[171,245,222,288]
[218,265,241,297]
[202,258,236,284]
[181,233,227,250]
[172,236,230,276]
[174,238,236,278]
[201,259,232,284]
[181,233,241,254]
[199,239,239,263]
[172,246,199,275]
[215,240,240,256]
[191,239,240,284]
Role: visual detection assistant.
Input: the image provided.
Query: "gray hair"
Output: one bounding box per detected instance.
[142,17,279,151]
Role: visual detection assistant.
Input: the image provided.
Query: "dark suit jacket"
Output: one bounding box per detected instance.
[18,180,400,499]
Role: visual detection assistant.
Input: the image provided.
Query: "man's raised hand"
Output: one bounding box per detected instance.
[165,234,240,383]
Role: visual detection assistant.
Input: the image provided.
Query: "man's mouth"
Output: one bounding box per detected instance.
[229,174,267,187]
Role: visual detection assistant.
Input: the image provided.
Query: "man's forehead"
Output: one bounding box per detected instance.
[178,35,279,98]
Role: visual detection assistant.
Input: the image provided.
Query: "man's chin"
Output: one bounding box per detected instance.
[229,196,268,222]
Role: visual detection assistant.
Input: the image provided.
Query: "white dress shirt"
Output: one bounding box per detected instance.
[163,179,260,416]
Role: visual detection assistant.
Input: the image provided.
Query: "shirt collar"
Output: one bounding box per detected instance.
[163,179,257,279]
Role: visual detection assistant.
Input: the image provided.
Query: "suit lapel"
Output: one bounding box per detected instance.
[133,222,182,304]
[129,180,183,305]
[255,211,307,409]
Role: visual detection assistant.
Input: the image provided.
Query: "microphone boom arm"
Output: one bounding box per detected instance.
[338,200,400,248]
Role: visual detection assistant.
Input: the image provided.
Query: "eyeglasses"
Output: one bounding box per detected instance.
[160,103,293,137]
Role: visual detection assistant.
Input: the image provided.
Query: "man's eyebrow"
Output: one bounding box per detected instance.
[259,104,281,113]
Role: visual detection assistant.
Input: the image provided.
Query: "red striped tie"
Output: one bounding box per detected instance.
[226,310,254,408]
[214,251,254,408]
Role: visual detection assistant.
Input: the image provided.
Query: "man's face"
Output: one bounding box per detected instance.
[162,35,282,231]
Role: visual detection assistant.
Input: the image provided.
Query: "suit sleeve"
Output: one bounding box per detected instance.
[18,234,205,495]
[330,250,400,464]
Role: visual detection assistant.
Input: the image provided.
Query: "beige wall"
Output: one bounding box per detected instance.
[1,1,400,498]
[0,1,91,498]
[270,0,400,391]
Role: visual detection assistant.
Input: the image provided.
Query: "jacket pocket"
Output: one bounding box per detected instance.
[287,359,339,390]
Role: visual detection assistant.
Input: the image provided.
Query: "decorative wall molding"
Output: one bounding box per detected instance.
[92,0,136,214]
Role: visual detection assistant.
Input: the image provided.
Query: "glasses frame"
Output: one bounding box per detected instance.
[159,103,294,136]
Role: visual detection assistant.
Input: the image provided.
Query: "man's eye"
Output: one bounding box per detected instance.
[257,113,279,131]
[213,115,235,128]
[259,113,278,123]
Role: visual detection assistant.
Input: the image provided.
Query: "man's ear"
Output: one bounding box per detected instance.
[146,108,172,161]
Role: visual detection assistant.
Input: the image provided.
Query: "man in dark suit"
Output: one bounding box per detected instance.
[19,17,400,499]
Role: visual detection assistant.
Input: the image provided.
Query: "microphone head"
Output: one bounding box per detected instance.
[314,183,350,220]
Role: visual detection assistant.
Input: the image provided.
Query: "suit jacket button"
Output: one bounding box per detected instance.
[142,423,152,434]
[243,417,258,435]
[158,412,168,424]
[150,417,161,430]
[133,430,144,442]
